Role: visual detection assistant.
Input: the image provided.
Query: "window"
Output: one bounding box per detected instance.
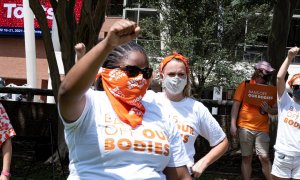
[106,0,124,17]
[123,1,161,57]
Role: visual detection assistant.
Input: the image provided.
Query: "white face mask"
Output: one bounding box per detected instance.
[162,75,187,95]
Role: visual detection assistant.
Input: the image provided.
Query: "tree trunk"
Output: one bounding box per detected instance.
[29,0,61,100]
[29,0,108,163]
[268,0,299,80]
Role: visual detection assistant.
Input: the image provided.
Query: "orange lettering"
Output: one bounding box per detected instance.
[105,138,115,150]
[284,117,288,123]
[156,131,166,140]
[181,124,189,132]
[288,120,294,125]
[134,140,146,151]
[294,122,300,128]
[189,127,194,134]
[173,115,179,123]
[183,135,189,143]
[143,129,155,139]
[154,142,163,155]
[104,125,118,135]
[164,144,169,156]
[105,113,112,123]
[148,141,153,153]
[118,138,131,150]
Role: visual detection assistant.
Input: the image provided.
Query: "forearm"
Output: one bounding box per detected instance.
[200,138,229,167]
[230,102,240,127]
[164,166,191,180]
[2,139,12,172]
[59,39,114,100]
[277,47,299,96]
[277,56,293,81]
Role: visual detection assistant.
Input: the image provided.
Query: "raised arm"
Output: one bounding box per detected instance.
[58,20,140,122]
[277,47,300,98]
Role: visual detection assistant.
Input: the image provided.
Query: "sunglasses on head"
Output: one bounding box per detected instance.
[292,84,300,91]
[110,65,153,79]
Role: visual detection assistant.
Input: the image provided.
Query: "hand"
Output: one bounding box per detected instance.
[105,19,140,48]
[288,46,300,60]
[75,43,86,61]
[260,101,270,114]
[230,124,237,138]
[191,158,208,178]
[1,174,9,180]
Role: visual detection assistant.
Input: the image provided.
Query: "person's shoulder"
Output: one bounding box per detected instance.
[185,97,207,108]
[143,90,157,103]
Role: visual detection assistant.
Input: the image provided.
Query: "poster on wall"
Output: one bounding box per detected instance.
[0,0,81,36]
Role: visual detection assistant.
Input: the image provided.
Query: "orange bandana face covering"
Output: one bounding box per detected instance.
[100,68,150,128]
[159,52,190,75]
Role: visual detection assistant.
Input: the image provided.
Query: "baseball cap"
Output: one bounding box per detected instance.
[255,61,275,74]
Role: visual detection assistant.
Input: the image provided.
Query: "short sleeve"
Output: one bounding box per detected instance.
[58,89,94,131]
[0,103,16,147]
[197,105,226,147]
[233,81,246,102]
[278,90,292,109]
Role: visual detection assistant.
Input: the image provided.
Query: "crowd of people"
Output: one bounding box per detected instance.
[57,19,300,179]
[0,19,299,179]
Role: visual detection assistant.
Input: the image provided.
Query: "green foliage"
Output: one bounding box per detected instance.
[139,0,273,97]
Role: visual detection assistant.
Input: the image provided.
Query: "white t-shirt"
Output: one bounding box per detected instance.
[59,89,189,180]
[274,90,300,156]
[144,91,226,168]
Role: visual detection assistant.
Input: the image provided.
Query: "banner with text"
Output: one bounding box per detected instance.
[0,0,81,36]
[243,83,277,107]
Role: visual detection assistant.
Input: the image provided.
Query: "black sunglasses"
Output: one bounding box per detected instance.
[292,84,300,91]
[110,65,153,79]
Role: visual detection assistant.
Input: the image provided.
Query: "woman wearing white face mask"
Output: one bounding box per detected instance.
[146,52,229,178]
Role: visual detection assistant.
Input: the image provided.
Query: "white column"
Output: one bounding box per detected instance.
[23,0,37,88]
[47,15,64,103]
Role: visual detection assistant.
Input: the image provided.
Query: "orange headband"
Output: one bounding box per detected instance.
[159,52,190,75]
[288,73,300,87]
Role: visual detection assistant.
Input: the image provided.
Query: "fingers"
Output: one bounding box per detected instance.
[106,19,140,47]
[230,130,237,138]
[110,19,139,37]
[75,43,86,53]
[260,101,269,110]
[288,46,300,58]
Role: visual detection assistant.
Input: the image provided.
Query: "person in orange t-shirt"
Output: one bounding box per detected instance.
[230,61,278,180]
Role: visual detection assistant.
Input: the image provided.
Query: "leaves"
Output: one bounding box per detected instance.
[139,0,273,97]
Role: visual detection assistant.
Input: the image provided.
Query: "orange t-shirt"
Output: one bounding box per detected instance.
[233,80,277,132]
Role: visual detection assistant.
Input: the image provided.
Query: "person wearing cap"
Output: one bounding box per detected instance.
[230,60,278,180]
[272,46,300,180]
[144,52,229,178]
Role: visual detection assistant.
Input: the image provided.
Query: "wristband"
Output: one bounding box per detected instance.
[1,170,10,177]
